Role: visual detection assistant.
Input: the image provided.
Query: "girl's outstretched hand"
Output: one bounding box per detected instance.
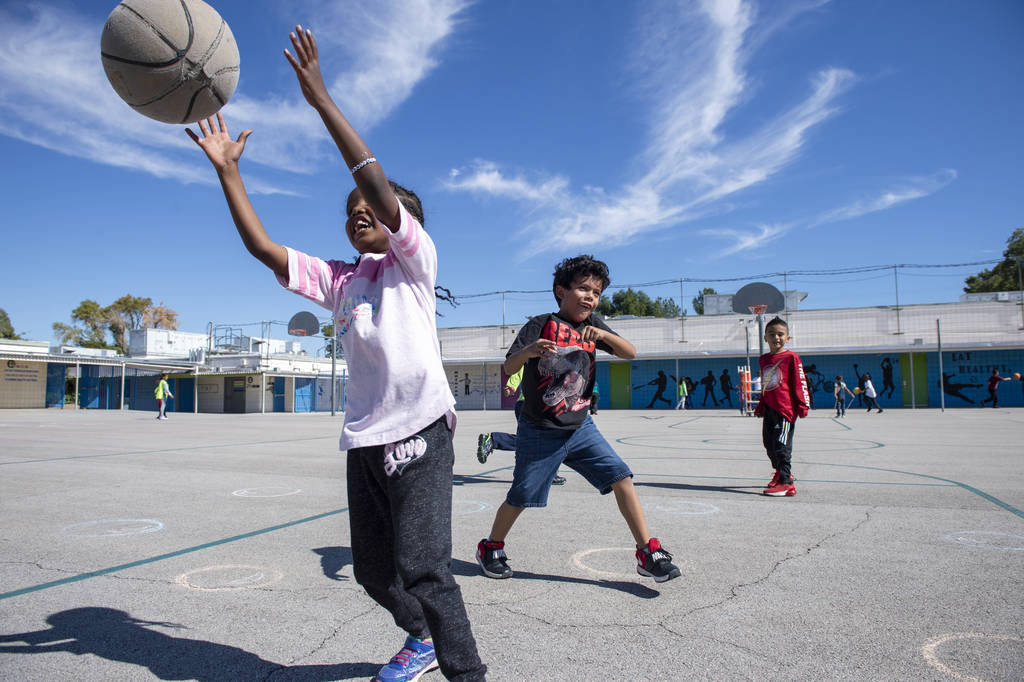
[284,25,330,109]
[185,112,252,171]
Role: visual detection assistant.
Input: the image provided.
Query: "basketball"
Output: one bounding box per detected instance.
[853,387,861,394]
[1014,372,1021,380]
[100,0,240,124]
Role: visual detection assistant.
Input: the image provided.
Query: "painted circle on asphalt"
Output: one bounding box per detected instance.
[571,547,637,579]
[232,487,302,498]
[175,565,284,591]
[453,500,493,516]
[922,633,1024,682]
[944,531,1024,551]
[61,518,164,537]
[647,500,721,516]
[571,547,689,580]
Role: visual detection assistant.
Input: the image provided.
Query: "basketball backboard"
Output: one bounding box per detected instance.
[732,282,785,315]
[287,311,321,337]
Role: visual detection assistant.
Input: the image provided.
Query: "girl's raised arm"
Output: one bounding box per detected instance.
[284,26,401,231]
[187,113,288,277]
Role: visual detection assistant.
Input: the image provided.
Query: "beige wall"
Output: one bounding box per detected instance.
[0,360,46,408]
[197,376,224,413]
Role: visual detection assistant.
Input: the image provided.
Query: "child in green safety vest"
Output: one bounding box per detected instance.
[155,373,173,420]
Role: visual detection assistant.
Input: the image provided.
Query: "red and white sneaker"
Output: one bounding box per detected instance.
[766,470,780,488]
[763,480,796,497]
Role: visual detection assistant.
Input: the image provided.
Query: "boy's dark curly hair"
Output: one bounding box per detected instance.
[765,316,789,331]
[552,254,610,304]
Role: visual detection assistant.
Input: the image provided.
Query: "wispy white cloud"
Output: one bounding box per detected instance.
[700,222,792,257]
[811,169,958,226]
[444,0,853,258]
[0,1,471,191]
[447,162,569,204]
[305,0,474,132]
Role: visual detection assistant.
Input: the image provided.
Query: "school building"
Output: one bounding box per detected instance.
[2,295,1022,413]
[0,329,344,415]
[439,296,1024,412]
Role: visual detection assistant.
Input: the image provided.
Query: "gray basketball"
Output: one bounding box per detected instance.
[100,0,240,124]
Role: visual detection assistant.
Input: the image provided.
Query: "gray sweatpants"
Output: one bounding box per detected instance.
[347,416,486,681]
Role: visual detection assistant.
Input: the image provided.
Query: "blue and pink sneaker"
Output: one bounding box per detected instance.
[374,636,439,682]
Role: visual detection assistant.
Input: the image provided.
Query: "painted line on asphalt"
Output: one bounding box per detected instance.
[633,471,953,487]
[0,465,519,601]
[0,436,335,466]
[0,508,347,602]
[615,440,1024,519]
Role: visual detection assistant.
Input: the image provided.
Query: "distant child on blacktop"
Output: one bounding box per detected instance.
[154,373,173,420]
[476,255,681,583]
[833,374,855,418]
[980,368,1012,408]
[675,376,688,410]
[862,373,883,413]
[186,26,484,682]
[754,317,809,497]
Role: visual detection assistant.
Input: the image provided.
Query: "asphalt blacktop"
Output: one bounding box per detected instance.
[1,406,1022,681]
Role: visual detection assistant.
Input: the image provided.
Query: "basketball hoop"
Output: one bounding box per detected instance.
[748,304,768,316]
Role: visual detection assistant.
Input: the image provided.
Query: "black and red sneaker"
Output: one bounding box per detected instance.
[636,538,681,583]
[476,538,512,579]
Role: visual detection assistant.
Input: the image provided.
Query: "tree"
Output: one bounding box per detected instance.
[53,299,113,349]
[320,322,341,358]
[144,303,179,330]
[0,308,19,339]
[106,295,153,354]
[692,287,717,315]
[964,228,1024,293]
[53,296,180,353]
[594,288,682,318]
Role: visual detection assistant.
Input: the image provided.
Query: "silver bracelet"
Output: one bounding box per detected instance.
[350,157,377,173]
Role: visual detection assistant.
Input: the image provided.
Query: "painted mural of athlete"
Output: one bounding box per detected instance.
[700,370,718,406]
[634,370,673,408]
[719,369,734,407]
[940,372,982,404]
[880,357,897,399]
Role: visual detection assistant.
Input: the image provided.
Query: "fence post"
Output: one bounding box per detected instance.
[893,265,902,335]
[936,319,945,412]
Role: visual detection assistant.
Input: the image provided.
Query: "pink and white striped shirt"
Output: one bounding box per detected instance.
[277,203,455,450]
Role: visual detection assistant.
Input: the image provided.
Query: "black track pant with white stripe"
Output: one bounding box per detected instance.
[347,417,486,681]
[762,404,795,482]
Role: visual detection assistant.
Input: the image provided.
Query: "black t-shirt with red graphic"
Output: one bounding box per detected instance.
[507,313,617,430]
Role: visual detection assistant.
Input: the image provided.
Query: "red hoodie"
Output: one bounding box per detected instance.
[755,349,810,423]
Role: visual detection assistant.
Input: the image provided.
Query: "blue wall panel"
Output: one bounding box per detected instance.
[930,349,1024,408]
[46,364,66,408]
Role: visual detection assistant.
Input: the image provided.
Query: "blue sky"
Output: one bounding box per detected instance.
[1,0,1021,352]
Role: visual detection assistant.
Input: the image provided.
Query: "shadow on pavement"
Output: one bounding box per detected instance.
[636,480,765,496]
[450,558,660,598]
[0,607,379,681]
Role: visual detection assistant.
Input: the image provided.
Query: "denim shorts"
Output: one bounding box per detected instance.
[506,415,633,508]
